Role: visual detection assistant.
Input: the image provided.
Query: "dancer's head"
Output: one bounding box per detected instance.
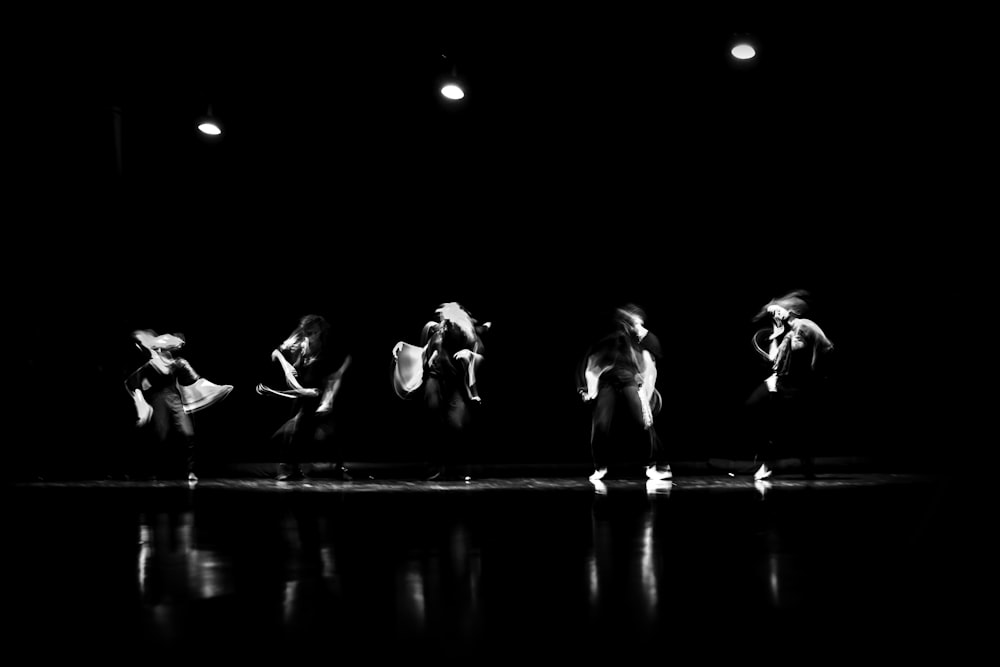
[436,302,477,342]
[755,289,811,323]
[615,303,647,338]
[284,314,330,357]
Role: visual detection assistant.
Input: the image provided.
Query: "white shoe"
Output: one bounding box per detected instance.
[589,467,608,482]
[187,472,199,484]
[646,465,672,480]
[753,463,772,480]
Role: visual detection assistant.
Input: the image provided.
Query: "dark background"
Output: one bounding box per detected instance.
[9,8,979,477]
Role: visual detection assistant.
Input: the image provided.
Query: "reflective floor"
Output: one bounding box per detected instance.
[13,473,978,660]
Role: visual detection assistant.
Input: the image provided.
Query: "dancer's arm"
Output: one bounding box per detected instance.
[317,355,352,413]
[271,348,308,392]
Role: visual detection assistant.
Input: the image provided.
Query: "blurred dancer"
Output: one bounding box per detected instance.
[126,330,231,482]
[747,290,835,479]
[260,314,352,481]
[579,304,670,482]
[392,302,487,481]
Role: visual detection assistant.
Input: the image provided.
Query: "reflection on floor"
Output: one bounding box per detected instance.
[12,473,977,660]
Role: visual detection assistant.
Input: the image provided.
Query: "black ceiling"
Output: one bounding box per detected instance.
[13,7,971,282]
[25,9,940,193]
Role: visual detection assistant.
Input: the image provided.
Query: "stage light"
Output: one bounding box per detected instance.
[730,32,759,63]
[197,105,223,136]
[198,121,222,135]
[441,83,465,100]
[731,43,756,60]
[438,52,467,102]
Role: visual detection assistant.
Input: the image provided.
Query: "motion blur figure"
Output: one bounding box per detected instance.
[392,302,487,481]
[126,330,207,482]
[747,290,835,480]
[261,314,352,481]
[580,304,671,482]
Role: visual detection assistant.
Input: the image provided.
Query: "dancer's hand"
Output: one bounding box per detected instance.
[272,349,297,377]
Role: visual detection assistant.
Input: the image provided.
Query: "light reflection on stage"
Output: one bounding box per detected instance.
[13,473,971,659]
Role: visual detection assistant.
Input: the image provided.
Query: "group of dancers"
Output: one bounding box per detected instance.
[125,290,834,484]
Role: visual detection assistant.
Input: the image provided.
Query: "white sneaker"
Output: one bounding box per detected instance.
[589,467,608,482]
[646,465,672,480]
[753,463,772,480]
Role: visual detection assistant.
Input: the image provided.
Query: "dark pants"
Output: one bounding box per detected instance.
[745,381,821,473]
[148,391,195,477]
[276,398,345,477]
[422,375,473,475]
[590,382,665,470]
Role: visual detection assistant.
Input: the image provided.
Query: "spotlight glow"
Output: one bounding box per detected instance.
[731,44,756,60]
[441,84,465,100]
[198,122,222,135]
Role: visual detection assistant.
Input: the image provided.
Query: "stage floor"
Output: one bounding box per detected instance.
[15,471,939,492]
[13,472,978,660]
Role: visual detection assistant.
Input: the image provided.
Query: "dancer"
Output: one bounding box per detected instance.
[746,289,835,479]
[392,302,487,480]
[579,304,670,482]
[259,314,352,481]
[125,330,232,483]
